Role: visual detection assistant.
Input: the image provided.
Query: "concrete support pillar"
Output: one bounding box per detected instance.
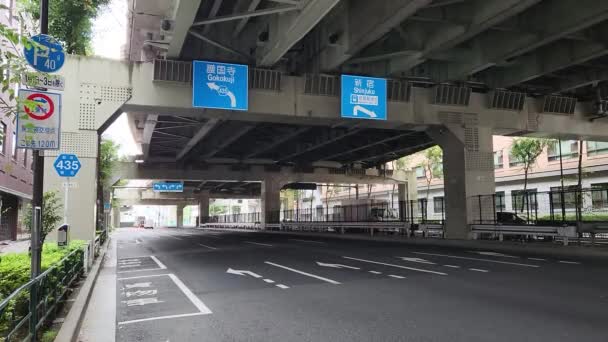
[198,191,210,225]
[176,204,185,228]
[397,184,407,221]
[427,125,495,239]
[112,207,120,228]
[260,179,284,229]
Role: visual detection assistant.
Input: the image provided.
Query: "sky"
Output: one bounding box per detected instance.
[91,0,141,157]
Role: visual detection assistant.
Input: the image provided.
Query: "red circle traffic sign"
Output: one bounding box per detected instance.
[24,93,54,120]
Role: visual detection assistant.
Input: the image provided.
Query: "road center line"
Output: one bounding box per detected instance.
[245,241,273,247]
[150,255,167,269]
[343,256,447,275]
[289,239,326,245]
[198,243,217,250]
[265,261,341,284]
[412,252,540,268]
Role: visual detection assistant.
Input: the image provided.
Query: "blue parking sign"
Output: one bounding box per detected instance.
[192,61,248,111]
[341,75,387,120]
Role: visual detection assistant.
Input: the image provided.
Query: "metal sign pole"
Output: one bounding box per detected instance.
[30,1,49,340]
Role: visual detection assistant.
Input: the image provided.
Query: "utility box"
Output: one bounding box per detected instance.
[57,224,69,247]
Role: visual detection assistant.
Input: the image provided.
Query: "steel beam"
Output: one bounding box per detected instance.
[167,0,202,58]
[259,0,340,66]
[203,125,255,158]
[245,127,310,158]
[321,131,419,161]
[232,0,262,38]
[202,0,224,35]
[278,128,362,162]
[188,29,253,61]
[388,0,540,75]
[192,5,299,26]
[555,69,608,93]
[430,0,608,81]
[176,118,221,161]
[141,114,158,160]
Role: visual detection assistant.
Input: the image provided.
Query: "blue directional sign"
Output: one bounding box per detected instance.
[341,75,387,120]
[152,182,184,193]
[192,60,248,111]
[53,154,81,177]
[24,34,66,73]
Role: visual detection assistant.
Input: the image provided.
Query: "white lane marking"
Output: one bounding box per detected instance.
[443,265,461,268]
[369,271,382,274]
[343,256,447,276]
[245,241,273,247]
[226,268,263,278]
[150,255,167,269]
[527,257,546,261]
[124,282,152,289]
[204,235,221,239]
[117,268,167,274]
[469,268,489,273]
[397,257,436,265]
[118,264,144,269]
[276,284,289,289]
[413,252,540,268]
[468,251,518,258]
[263,279,275,283]
[558,260,581,264]
[265,261,341,285]
[198,243,217,250]
[289,239,326,245]
[122,297,163,306]
[316,262,360,270]
[118,312,207,325]
[167,273,212,314]
[388,275,405,279]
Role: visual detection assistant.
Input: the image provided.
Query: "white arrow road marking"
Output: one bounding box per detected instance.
[343,256,447,276]
[413,252,539,268]
[265,261,341,284]
[469,251,517,258]
[353,105,377,118]
[226,268,263,278]
[316,262,360,270]
[397,257,436,265]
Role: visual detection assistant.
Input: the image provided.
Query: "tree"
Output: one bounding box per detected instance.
[99,139,121,187]
[510,138,548,211]
[420,146,443,201]
[18,0,110,55]
[23,191,62,245]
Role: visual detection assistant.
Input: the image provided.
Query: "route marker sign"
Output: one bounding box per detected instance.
[23,34,66,73]
[152,182,184,192]
[53,154,81,177]
[341,74,387,120]
[192,60,248,111]
[16,89,61,149]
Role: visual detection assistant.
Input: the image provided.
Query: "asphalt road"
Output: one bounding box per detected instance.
[112,227,608,342]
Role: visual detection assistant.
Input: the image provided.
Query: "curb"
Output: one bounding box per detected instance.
[195,227,608,260]
[55,237,111,342]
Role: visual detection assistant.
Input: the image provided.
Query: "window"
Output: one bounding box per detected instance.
[591,183,608,209]
[494,150,503,169]
[0,122,5,154]
[415,166,425,178]
[433,197,444,213]
[511,189,537,211]
[508,149,524,167]
[547,140,578,161]
[11,131,17,160]
[495,191,505,212]
[550,186,578,210]
[587,141,608,156]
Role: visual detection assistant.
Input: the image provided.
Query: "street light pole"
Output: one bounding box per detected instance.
[29,1,49,340]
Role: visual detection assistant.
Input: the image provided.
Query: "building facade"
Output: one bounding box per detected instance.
[0,2,34,241]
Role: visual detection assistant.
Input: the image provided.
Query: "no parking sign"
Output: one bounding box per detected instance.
[16,89,61,149]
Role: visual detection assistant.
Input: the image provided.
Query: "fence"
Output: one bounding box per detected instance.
[205,200,445,225]
[469,189,608,225]
[0,247,85,342]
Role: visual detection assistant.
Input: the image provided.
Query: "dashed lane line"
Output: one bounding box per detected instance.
[276,284,289,289]
[265,261,341,285]
[369,271,382,274]
[198,243,218,250]
[289,239,327,245]
[412,252,540,268]
[558,260,581,264]
[443,265,461,268]
[263,279,275,283]
[343,256,447,276]
[388,275,405,279]
[245,241,273,247]
[528,257,546,261]
[469,268,489,273]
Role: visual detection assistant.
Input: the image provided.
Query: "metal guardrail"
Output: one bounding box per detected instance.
[0,247,85,341]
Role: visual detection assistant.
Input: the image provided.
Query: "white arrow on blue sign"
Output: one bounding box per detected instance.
[192,61,248,111]
[53,154,81,177]
[341,75,387,120]
[24,34,66,73]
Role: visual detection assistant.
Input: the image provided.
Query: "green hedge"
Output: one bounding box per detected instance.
[0,241,86,339]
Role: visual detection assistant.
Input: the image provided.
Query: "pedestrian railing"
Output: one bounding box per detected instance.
[0,247,84,341]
